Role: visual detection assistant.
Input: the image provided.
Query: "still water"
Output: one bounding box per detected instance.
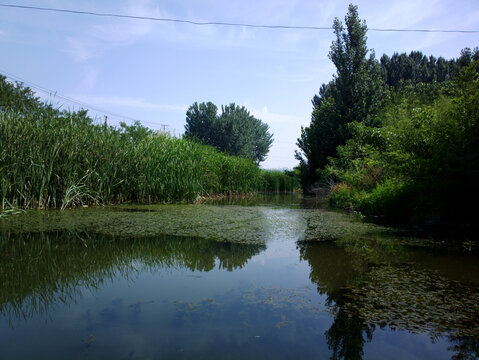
[0,194,478,359]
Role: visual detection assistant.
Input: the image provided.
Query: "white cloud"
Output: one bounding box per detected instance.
[367,0,443,29]
[66,37,95,62]
[66,0,161,62]
[250,107,303,126]
[64,0,262,62]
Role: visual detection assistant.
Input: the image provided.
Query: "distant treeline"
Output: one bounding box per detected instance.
[380,48,476,87]
[297,4,479,233]
[0,76,296,209]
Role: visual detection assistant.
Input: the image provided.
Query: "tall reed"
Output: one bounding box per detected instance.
[0,108,264,209]
[261,169,300,193]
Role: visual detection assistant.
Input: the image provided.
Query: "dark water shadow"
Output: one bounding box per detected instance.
[297,240,479,360]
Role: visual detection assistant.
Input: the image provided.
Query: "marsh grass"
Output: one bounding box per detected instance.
[0,109,265,209]
[261,169,300,193]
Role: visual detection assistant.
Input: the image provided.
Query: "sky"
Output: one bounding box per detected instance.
[1,0,478,169]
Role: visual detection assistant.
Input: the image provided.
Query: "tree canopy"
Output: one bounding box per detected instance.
[296,4,385,186]
[296,3,478,190]
[296,3,479,231]
[185,102,273,164]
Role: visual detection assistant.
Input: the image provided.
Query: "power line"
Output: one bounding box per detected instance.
[0,69,167,127]
[0,3,478,34]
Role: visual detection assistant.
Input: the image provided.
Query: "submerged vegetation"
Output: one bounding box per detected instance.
[298,239,479,359]
[1,205,477,358]
[0,230,265,323]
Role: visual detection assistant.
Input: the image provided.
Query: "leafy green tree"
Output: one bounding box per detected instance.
[379,48,479,88]
[184,101,218,145]
[118,120,153,143]
[185,102,273,164]
[296,4,385,188]
[326,60,479,230]
[0,75,49,114]
[328,5,385,127]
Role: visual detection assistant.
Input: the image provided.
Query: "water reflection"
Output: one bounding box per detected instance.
[0,195,478,359]
[0,231,265,324]
[297,240,479,360]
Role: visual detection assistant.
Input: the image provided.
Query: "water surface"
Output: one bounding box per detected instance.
[1,194,478,359]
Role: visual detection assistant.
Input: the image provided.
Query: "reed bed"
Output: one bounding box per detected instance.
[261,169,300,193]
[0,108,264,209]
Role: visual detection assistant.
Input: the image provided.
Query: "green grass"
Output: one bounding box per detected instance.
[0,109,265,208]
[261,169,300,193]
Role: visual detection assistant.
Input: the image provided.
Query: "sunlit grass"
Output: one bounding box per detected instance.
[0,109,265,208]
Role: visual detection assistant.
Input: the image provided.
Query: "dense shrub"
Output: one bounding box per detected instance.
[327,61,479,226]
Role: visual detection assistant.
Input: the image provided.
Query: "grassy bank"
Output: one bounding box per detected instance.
[0,76,302,209]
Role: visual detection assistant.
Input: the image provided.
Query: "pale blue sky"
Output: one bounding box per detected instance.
[1,0,478,169]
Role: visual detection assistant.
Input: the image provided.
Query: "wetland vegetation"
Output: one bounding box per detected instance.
[0,74,297,210]
[1,4,478,359]
[296,5,479,234]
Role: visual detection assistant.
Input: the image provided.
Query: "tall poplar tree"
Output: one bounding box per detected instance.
[296,4,385,188]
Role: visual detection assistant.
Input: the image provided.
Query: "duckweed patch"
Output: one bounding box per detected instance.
[0,200,433,248]
[349,264,479,338]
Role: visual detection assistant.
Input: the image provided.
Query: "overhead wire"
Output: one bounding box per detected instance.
[0,69,167,127]
[0,3,478,33]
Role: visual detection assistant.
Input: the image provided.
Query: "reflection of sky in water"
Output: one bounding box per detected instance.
[0,239,454,360]
[0,196,477,359]
[0,248,327,359]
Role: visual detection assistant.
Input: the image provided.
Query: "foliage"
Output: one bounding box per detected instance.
[0,79,268,209]
[328,60,479,229]
[379,47,479,88]
[261,169,300,192]
[185,102,273,163]
[118,120,153,143]
[295,4,478,232]
[296,4,477,192]
[296,4,386,187]
[0,75,46,114]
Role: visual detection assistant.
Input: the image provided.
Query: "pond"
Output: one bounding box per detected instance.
[0,194,478,359]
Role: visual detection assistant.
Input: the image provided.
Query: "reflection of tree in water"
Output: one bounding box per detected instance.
[325,289,374,360]
[448,333,479,360]
[298,240,479,360]
[298,240,374,360]
[0,231,264,323]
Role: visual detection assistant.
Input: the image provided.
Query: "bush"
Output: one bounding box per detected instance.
[326,61,479,228]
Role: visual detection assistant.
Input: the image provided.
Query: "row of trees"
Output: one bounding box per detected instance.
[380,48,478,88]
[184,102,273,164]
[296,4,478,230]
